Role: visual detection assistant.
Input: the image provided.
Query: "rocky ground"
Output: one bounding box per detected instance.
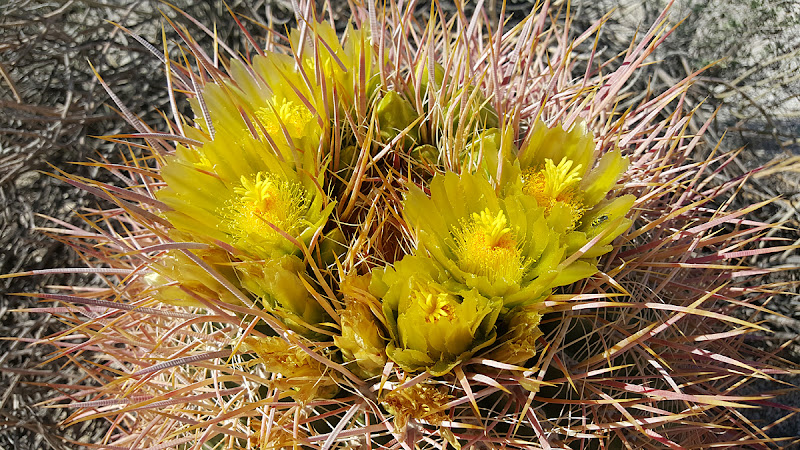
[1,0,798,448]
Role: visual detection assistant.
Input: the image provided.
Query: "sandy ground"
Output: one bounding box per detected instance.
[1,0,798,448]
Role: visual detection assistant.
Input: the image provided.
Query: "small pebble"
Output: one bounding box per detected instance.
[14,171,41,190]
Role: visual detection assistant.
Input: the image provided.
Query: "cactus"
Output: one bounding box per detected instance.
[7,1,796,448]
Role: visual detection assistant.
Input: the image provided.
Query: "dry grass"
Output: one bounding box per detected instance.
[0,1,314,447]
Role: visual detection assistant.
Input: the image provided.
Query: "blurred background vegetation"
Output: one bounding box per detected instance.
[1,0,797,447]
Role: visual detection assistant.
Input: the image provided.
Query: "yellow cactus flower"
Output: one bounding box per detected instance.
[150,19,378,343]
[244,336,338,403]
[157,140,334,261]
[405,171,597,307]
[513,119,634,259]
[371,255,502,376]
[156,20,376,260]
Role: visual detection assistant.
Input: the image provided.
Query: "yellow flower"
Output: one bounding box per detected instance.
[157,139,334,261]
[404,171,596,306]
[151,20,379,340]
[371,255,502,376]
[156,21,376,260]
[516,119,635,258]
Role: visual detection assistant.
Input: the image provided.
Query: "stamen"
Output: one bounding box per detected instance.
[416,291,454,323]
[222,171,309,249]
[523,157,585,228]
[254,98,314,139]
[452,208,528,284]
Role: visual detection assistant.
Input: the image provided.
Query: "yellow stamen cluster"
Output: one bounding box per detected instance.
[415,290,454,323]
[452,208,527,284]
[254,98,314,140]
[523,157,585,227]
[224,172,308,246]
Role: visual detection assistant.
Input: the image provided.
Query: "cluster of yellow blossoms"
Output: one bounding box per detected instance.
[145,21,633,396]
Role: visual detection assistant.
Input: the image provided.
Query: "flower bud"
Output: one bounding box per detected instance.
[487,306,544,366]
[334,274,388,379]
[375,90,420,146]
[238,255,327,336]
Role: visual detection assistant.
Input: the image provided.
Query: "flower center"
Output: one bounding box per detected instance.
[452,208,527,284]
[254,98,314,140]
[224,172,309,246]
[523,157,585,227]
[415,291,454,323]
